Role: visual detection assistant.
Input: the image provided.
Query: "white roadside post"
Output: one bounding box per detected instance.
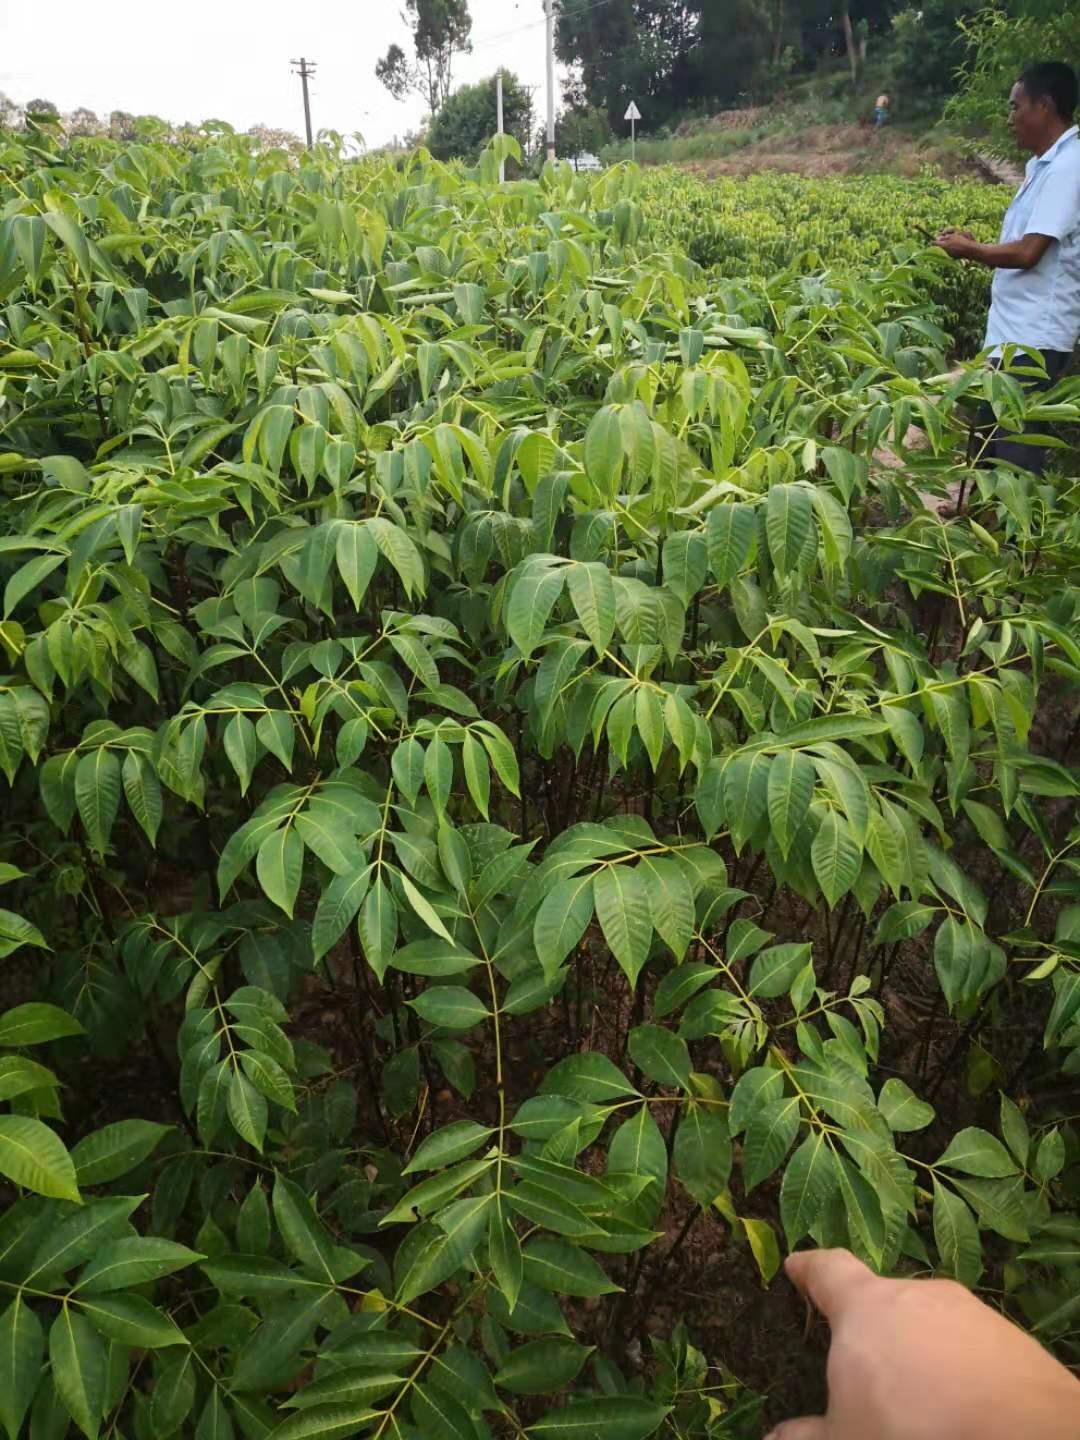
[624,100,641,162]
[496,72,505,183]
[545,0,556,164]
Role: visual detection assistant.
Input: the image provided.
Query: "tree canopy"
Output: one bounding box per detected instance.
[948,2,1080,146]
[550,0,1003,124]
[376,0,474,118]
[427,69,534,163]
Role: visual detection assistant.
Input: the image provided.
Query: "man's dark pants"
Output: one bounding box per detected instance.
[972,349,1071,476]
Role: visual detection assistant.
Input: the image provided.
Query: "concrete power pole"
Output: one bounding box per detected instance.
[496,71,505,182]
[545,0,556,164]
[291,57,316,149]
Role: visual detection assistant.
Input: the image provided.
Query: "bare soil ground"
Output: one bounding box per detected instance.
[679,123,980,180]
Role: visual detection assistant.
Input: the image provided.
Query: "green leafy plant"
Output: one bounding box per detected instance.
[0,121,1078,1439]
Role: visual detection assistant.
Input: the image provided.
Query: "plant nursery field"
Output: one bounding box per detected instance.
[0,126,1078,1439]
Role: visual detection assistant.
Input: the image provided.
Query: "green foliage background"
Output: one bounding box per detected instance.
[947,4,1080,149]
[428,72,534,165]
[0,119,1079,1439]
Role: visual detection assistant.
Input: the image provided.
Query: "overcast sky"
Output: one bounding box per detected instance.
[0,0,566,148]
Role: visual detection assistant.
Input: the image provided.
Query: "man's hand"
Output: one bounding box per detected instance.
[933,229,1053,270]
[933,227,975,258]
[766,1248,1080,1440]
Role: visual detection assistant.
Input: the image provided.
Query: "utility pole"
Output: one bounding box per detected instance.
[544,0,556,165]
[496,71,505,182]
[290,56,316,149]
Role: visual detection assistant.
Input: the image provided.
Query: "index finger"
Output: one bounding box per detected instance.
[785,1248,880,1321]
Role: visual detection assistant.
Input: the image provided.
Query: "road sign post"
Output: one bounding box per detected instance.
[624,101,641,162]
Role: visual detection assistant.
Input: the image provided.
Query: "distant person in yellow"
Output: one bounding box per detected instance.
[873,94,890,128]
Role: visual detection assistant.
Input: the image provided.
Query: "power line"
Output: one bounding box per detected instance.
[469,0,620,52]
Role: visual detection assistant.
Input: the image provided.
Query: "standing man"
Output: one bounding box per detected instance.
[935,61,1080,472]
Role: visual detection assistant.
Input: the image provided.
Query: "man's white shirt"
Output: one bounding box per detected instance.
[985,124,1080,353]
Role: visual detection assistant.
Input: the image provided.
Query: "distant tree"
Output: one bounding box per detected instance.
[66,107,103,136]
[247,123,304,154]
[109,110,137,140]
[0,94,21,130]
[376,0,473,118]
[947,4,1080,148]
[555,0,777,127]
[555,0,915,121]
[428,70,533,163]
[24,98,58,118]
[889,0,981,109]
[556,105,612,158]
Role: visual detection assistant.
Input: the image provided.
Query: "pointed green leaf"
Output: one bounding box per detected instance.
[227,1071,267,1152]
[523,1236,620,1297]
[75,750,121,856]
[811,810,861,907]
[81,1293,187,1349]
[878,1079,934,1132]
[627,1025,691,1090]
[722,751,769,853]
[0,1297,43,1440]
[743,1094,800,1191]
[150,1354,195,1437]
[312,863,373,964]
[404,1120,495,1175]
[779,1132,839,1247]
[494,1337,592,1395]
[77,1238,202,1294]
[932,1180,982,1286]
[489,1201,523,1311]
[767,749,815,860]
[255,827,303,918]
[0,1116,79,1202]
[49,1308,105,1440]
[593,865,651,988]
[673,1105,731,1207]
[765,483,813,576]
[409,987,489,1031]
[706,503,755,589]
[528,1396,670,1438]
[566,562,616,655]
[935,1127,1019,1178]
[534,874,595,980]
[71,1120,171,1186]
[507,566,565,661]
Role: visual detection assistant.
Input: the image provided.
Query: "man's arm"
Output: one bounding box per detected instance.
[934,229,1054,269]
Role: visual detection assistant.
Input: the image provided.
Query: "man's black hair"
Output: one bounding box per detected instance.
[1019,61,1079,120]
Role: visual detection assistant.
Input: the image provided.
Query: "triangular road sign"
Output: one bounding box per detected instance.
[624,101,641,121]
